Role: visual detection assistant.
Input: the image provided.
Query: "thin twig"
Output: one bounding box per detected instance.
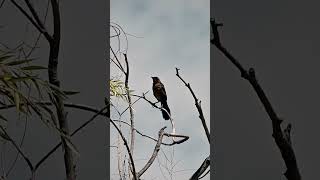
[109,117,138,180]
[9,0,52,41]
[119,91,149,116]
[6,115,28,176]
[0,126,34,172]
[0,102,108,116]
[34,106,108,171]
[113,120,189,146]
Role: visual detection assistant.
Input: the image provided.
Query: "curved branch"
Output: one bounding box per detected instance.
[190,156,210,180]
[163,133,189,146]
[113,120,189,146]
[137,127,166,178]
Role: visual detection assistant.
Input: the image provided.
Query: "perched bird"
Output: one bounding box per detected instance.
[152,77,171,120]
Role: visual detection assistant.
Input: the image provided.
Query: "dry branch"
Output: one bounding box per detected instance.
[109,117,138,180]
[190,156,210,180]
[211,19,301,180]
[137,127,166,178]
[9,0,76,179]
[175,68,210,179]
[175,68,210,144]
[0,126,34,178]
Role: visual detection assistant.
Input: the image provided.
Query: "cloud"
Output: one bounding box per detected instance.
[111,1,210,179]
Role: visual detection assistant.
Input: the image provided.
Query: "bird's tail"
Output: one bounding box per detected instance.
[161,101,171,120]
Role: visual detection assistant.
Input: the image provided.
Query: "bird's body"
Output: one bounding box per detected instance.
[152,77,171,120]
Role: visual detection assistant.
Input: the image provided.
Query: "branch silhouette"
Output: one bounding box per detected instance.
[211,18,301,180]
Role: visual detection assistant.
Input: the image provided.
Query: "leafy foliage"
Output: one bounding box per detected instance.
[110,78,133,101]
[0,50,68,138]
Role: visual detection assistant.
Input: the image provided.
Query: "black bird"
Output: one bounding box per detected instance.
[152,77,171,120]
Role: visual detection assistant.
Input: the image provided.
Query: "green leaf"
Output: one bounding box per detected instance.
[0,115,8,122]
[6,59,34,66]
[0,55,13,63]
[3,74,12,81]
[21,66,47,70]
[31,79,42,97]
[13,91,20,111]
[11,76,36,82]
[63,90,80,95]
[0,131,10,141]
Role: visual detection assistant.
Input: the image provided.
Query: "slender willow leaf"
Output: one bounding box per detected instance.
[0,114,8,122]
[63,90,80,95]
[11,76,36,82]
[0,130,10,141]
[13,91,20,111]
[0,55,13,63]
[21,66,47,70]
[6,59,34,66]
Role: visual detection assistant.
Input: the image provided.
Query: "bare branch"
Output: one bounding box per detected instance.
[211,19,301,180]
[189,156,210,180]
[175,68,210,143]
[0,0,6,9]
[123,53,135,179]
[109,117,138,180]
[34,106,108,171]
[26,0,50,58]
[163,133,189,146]
[137,127,166,178]
[9,0,52,41]
[131,93,172,120]
[6,117,28,177]
[0,102,108,116]
[0,126,34,174]
[119,91,149,116]
[113,120,189,146]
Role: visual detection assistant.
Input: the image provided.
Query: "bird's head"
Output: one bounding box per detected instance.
[151,76,160,83]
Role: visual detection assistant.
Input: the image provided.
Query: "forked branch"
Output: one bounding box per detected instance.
[211,18,301,180]
[175,68,210,143]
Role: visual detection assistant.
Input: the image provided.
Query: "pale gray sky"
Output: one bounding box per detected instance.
[110,1,210,180]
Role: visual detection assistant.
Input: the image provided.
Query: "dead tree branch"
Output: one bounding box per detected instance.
[34,106,108,171]
[190,156,210,180]
[113,120,188,146]
[131,94,172,121]
[137,127,166,178]
[0,126,34,178]
[9,0,77,179]
[109,117,138,180]
[123,53,135,178]
[211,19,301,180]
[175,68,210,144]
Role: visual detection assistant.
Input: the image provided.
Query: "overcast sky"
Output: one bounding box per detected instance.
[110,0,210,180]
